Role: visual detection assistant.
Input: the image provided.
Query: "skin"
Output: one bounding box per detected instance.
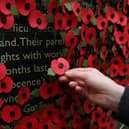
[59,68,125,112]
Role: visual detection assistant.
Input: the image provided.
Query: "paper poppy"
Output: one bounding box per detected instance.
[97,15,108,30]
[97,64,108,74]
[0,63,7,80]
[91,107,104,122]
[123,44,129,59]
[70,101,81,116]
[94,39,100,52]
[72,113,81,129]
[40,83,56,99]
[79,119,91,129]
[81,9,94,25]
[48,0,59,15]
[51,57,70,75]
[52,109,67,124]
[41,104,56,120]
[97,2,103,16]
[28,10,48,30]
[38,120,53,129]
[65,31,78,48]
[0,13,14,30]
[67,48,76,64]
[88,54,98,67]
[1,105,22,123]
[84,100,95,114]
[85,27,97,44]
[71,89,81,100]
[72,1,81,16]
[81,24,88,40]
[55,13,66,30]
[62,0,70,14]
[106,7,118,23]
[55,122,70,129]
[110,56,123,66]
[79,56,86,67]
[119,63,129,76]
[61,94,71,109]
[18,87,30,105]
[17,0,36,16]
[107,120,116,129]
[117,12,127,26]
[31,111,43,123]
[110,64,119,78]
[19,116,38,129]
[64,14,78,30]
[115,31,127,45]
[0,76,13,94]
[0,0,16,15]
[102,31,109,44]
[121,79,129,87]
[0,98,3,108]
[80,41,87,55]
[102,46,108,61]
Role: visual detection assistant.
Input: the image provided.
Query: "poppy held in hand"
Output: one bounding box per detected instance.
[51,57,70,75]
[1,105,22,123]
[18,87,30,105]
[0,76,13,94]
[0,0,16,15]
[28,10,48,30]
[17,0,36,16]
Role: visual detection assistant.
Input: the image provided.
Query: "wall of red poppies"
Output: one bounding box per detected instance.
[0,0,128,129]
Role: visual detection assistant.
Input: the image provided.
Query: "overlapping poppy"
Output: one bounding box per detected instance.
[67,48,76,64]
[88,54,98,67]
[72,1,81,16]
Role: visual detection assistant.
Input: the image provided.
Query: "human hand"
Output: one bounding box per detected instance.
[59,68,125,112]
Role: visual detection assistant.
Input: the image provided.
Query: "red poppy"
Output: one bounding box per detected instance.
[114,79,121,85]
[52,109,67,124]
[80,41,87,55]
[70,101,81,116]
[94,39,100,52]
[17,0,36,16]
[65,31,78,48]
[121,79,129,86]
[28,10,48,30]
[0,0,16,15]
[1,105,22,123]
[72,113,81,129]
[113,44,118,56]
[79,56,86,67]
[61,94,71,109]
[0,76,13,94]
[107,120,116,129]
[0,98,3,108]
[123,45,129,59]
[41,104,56,120]
[115,31,127,45]
[102,46,108,61]
[14,125,26,129]
[97,64,108,74]
[0,13,14,30]
[123,0,128,15]
[71,89,81,100]
[84,100,95,114]
[19,116,38,129]
[55,122,70,129]
[55,13,66,30]
[62,0,70,14]
[64,14,78,30]
[92,107,104,122]
[110,56,123,66]
[85,27,97,44]
[117,12,127,26]
[38,120,53,129]
[40,83,56,99]
[79,119,91,129]
[88,54,98,67]
[51,57,70,75]
[0,125,2,129]
[81,9,94,25]
[67,48,76,64]
[81,24,88,40]
[124,23,129,37]
[72,1,81,16]
[98,2,102,16]
[18,87,30,105]
[90,125,98,129]
[97,15,108,30]
[31,111,43,123]
[48,0,59,15]
[0,63,6,80]
[110,64,119,78]
[102,31,109,44]
[106,7,118,23]
[119,63,129,76]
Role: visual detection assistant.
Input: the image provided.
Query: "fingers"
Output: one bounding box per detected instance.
[75,86,87,97]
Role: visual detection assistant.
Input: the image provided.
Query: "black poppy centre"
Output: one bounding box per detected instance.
[123,68,127,72]
[87,14,91,20]
[59,114,63,119]
[120,17,123,22]
[25,3,30,10]
[37,18,42,25]
[27,122,32,128]
[111,13,115,19]
[48,110,52,116]
[1,17,7,24]
[67,20,72,26]
[120,36,124,41]
[47,88,52,94]
[1,82,6,89]
[44,124,48,129]
[52,8,56,14]
[22,93,27,99]
[89,33,93,39]
[58,63,64,68]
[62,126,66,129]
[70,38,74,44]
[10,111,15,117]
[58,20,62,26]
[113,69,116,73]
[6,2,11,10]
[101,21,105,27]
[76,8,80,13]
